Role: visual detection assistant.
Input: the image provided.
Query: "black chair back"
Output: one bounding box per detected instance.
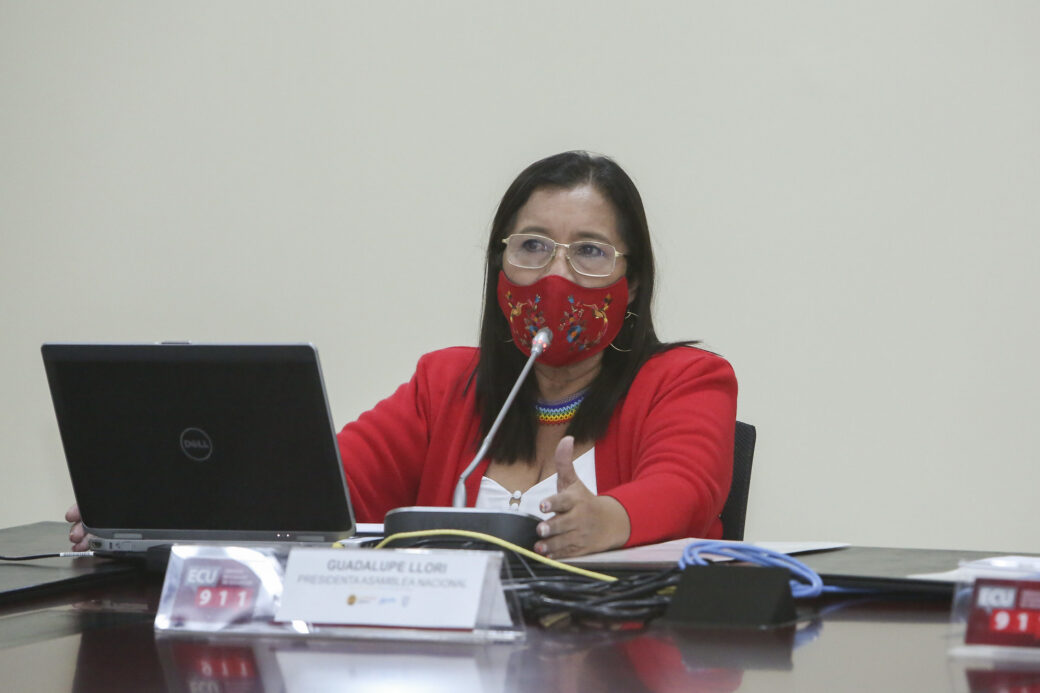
[720,421,757,541]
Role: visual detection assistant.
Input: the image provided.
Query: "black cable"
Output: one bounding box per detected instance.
[377,531,681,626]
[513,568,683,626]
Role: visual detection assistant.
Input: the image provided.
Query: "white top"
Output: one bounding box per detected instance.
[474,448,597,520]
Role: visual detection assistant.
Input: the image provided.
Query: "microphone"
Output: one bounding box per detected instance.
[383,327,553,549]
[451,327,552,507]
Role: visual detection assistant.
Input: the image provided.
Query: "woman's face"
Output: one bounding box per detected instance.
[503,184,629,289]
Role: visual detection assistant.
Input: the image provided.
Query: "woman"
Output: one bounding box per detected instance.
[68,151,737,559]
[333,151,737,558]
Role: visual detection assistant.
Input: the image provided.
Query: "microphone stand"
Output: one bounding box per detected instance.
[382,328,552,550]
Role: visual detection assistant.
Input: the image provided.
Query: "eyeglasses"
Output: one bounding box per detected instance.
[501,233,625,278]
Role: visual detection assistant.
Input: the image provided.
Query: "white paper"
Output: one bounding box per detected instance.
[910,555,1040,583]
[564,539,849,567]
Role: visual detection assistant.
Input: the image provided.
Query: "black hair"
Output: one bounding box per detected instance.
[474,151,686,463]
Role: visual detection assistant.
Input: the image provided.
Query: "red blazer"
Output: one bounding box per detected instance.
[337,346,737,546]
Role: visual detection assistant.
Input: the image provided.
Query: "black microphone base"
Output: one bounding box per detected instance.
[383,507,540,551]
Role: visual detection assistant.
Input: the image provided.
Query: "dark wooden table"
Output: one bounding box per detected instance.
[2,573,1036,692]
[2,523,1038,692]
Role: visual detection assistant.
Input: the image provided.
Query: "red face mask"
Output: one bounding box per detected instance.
[497,271,629,367]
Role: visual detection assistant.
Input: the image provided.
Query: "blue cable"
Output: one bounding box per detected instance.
[679,540,853,599]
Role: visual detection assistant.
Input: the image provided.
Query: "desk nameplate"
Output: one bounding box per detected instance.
[277,547,512,630]
[154,545,523,643]
[965,577,1040,650]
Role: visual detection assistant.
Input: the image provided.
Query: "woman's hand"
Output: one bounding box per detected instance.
[65,504,90,551]
[534,436,631,559]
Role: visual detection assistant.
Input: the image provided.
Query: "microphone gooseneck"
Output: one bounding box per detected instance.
[451,327,552,507]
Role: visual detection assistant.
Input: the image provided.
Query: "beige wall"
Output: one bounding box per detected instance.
[2,1,1037,551]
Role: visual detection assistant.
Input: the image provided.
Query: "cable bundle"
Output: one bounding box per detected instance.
[678,540,829,598]
[509,569,682,628]
[357,531,860,627]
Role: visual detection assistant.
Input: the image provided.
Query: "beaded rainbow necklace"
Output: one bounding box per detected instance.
[535,388,588,426]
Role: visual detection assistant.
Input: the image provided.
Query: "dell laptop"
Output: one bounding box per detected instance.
[41,343,356,556]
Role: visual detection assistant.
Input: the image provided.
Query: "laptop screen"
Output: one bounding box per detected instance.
[42,343,355,541]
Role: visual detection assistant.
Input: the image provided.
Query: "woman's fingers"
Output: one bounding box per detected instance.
[66,503,90,550]
[553,436,578,491]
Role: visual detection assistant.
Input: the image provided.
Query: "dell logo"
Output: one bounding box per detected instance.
[179,428,214,461]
